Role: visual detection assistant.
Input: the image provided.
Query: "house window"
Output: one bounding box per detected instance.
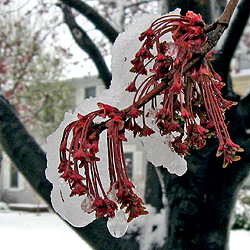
[85,86,96,99]
[124,152,133,179]
[2,153,24,190]
[10,164,19,188]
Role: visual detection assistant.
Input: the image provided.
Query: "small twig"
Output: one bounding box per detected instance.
[217,0,239,25]
[203,21,218,33]
[204,0,239,33]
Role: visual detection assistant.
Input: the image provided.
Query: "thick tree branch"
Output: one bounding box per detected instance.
[60,4,112,88]
[60,0,119,43]
[0,95,52,201]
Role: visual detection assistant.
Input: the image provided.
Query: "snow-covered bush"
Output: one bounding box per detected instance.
[232,189,250,230]
[0,201,9,210]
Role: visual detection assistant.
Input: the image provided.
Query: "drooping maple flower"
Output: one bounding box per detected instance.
[126,10,243,168]
[59,102,148,222]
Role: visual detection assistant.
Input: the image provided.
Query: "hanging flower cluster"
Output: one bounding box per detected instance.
[58,10,243,226]
[59,103,148,222]
[126,11,243,168]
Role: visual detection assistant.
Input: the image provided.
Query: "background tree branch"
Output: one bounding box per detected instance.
[0,95,51,201]
[60,0,119,43]
[60,4,112,88]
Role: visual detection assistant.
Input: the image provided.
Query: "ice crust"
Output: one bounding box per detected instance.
[46,8,186,234]
[107,210,128,238]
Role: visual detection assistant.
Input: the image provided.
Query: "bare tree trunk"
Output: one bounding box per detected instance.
[163,129,250,249]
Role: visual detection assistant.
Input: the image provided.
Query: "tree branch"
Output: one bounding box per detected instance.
[219,0,250,70]
[0,95,51,201]
[60,0,119,43]
[217,0,239,24]
[60,4,112,88]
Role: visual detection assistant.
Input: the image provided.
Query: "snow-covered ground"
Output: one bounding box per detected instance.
[0,210,249,250]
[230,230,250,250]
[0,210,92,250]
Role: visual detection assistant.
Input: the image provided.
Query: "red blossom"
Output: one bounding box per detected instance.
[115,179,148,222]
[126,10,242,166]
[106,115,124,131]
[58,162,67,173]
[97,102,122,118]
[70,183,88,197]
[70,171,85,183]
[195,125,208,136]
[60,171,71,181]
[181,108,190,119]
[91,197,118,219]
[171,136,190,156]
[139,28,156,41]
[135,47,152,60]
[171,77,182,93]
[133,122,142,137]
[140,125,155,137]
[186,11,203,25]
[156,53,168,61]
[128,106,143,118]
[130,60,147,75]
[125,81,137,92]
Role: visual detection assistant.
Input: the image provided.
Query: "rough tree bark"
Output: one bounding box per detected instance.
[0,0,249,250]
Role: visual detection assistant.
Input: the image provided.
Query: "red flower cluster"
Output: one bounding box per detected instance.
[59,103,148,222]
[126,11,243,167]
[58,11,243,228]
